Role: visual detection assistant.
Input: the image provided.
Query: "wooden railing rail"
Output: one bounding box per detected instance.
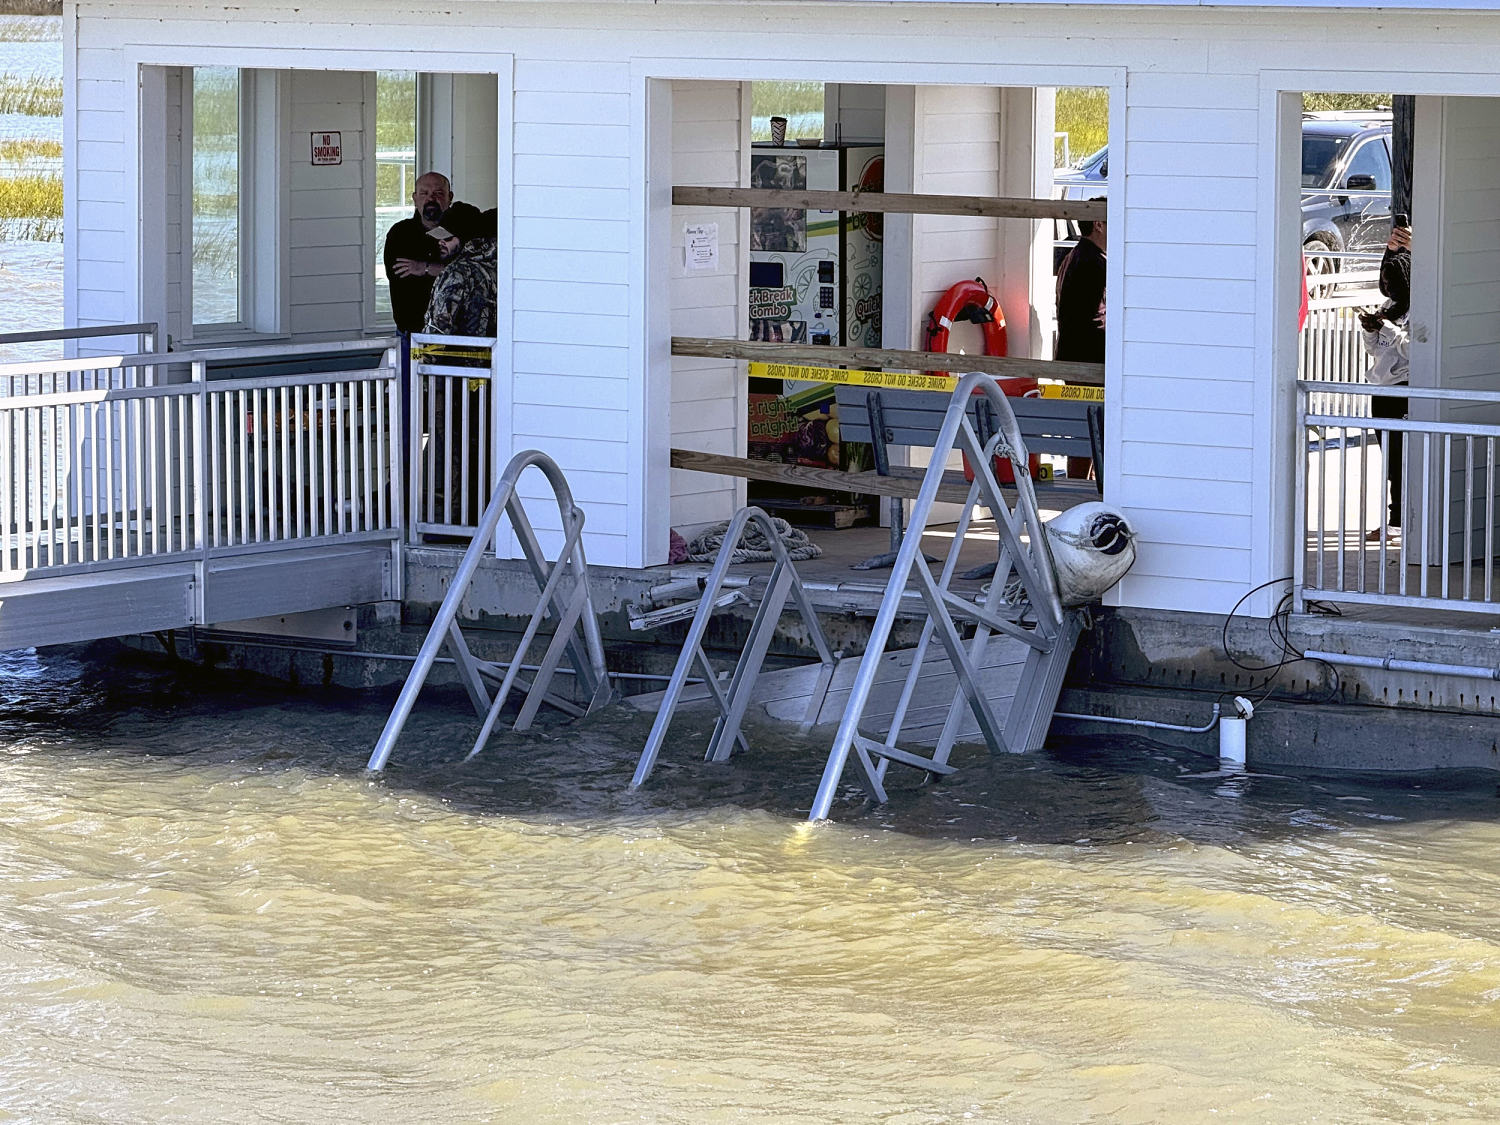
[669,448,972,505]
[672,186,1106,223]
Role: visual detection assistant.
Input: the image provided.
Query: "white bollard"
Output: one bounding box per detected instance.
[1218,695,1253,768]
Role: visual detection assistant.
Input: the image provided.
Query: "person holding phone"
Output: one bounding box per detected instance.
[1359,216,1411,540]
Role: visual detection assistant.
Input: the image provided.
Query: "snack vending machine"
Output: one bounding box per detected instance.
[747,143,883,476]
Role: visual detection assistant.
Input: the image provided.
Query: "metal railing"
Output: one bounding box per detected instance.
[1296,380,1500,614]
[408,332,496,540]
[0,323,161,394]
[1300,281,1380,418]
[0,340,400,580]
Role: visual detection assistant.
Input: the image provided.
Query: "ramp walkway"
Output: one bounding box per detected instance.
[630,372,1089,819]
[0,333,402,651]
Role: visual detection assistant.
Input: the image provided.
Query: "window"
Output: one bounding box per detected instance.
[191,66,243,328]
[1301,134,1350,187]
[373,71,418,325]
[1343,138,1391,191]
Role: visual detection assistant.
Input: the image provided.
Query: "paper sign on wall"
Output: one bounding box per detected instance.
[684,222,719,271]
[311,132,342,166]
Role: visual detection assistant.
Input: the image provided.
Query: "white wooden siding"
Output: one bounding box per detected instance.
[1435,97,1500,410]
[510,56,632,564]
[1112,69,1261,612]
[72,44,130,336]
[286,73,369,338]
[669,80,745,535]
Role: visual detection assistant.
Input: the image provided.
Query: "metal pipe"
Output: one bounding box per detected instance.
[1053,703,1222,735]
[183,632,697,684]
[1303,649,1500,681]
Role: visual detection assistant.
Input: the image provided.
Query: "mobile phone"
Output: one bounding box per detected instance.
[1394,212,1410,228]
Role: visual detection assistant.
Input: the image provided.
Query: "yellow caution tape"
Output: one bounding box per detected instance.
[1039,383,1105,401]
[748,361,956,393]
[411,344,492,362]
[747,361,1106,399]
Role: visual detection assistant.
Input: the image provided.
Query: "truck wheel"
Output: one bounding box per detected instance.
[1303,238,1338,296]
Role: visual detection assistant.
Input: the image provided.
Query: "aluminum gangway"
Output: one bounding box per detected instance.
[628,506,838,788]
[628,373,1086,821]
[367,449,615,771]
[806,372,1085,819]
[0,336,403,652]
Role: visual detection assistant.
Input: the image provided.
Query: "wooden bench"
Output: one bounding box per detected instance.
[833,383,1102,491]
[670,387,1102,497]
[830,383,1103,567]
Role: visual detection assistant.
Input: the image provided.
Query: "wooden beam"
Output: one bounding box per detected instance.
[673,186,1106,223]
[670,448,976,505]
[671,336,1105,386]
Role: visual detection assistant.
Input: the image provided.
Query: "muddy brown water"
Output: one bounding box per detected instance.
[2,645,1499,1122]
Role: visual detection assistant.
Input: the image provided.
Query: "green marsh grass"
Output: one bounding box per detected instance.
[0,137,59,162]
[0,172,60,217]
[0,2,61,16]
[0,15,58,40]
[0,170,61,239]
[750,80,825,141]
[0,73,60,116]
[1056,87,1108,167]
[1303,92,1391,113]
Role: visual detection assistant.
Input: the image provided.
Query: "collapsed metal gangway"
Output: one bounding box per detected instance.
[367,450,615,771]
[629,372,1086,821]
[808,371,1082,819]
[629,506,838,787]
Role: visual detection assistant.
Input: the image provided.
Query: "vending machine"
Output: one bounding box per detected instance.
[748,143,883,348]
[747,143,883,477]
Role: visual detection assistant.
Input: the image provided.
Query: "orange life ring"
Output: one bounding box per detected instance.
[925,278,1007,368]
[927,279,1041,483]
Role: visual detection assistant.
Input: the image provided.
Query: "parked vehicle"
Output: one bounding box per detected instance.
[1299,112,1394,288]
[1052,111,1393,284]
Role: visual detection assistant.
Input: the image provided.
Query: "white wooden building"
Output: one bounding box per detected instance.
[59,0,1500,625]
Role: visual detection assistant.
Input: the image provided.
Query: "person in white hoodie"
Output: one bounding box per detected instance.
[1359,223,1411,540]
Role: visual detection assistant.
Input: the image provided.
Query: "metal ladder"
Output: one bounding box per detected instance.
[367,449,614,771]
[629,506,838,787]
[807,371,1080,820]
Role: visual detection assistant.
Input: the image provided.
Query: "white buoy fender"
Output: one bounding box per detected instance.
[1044,502,1136,606]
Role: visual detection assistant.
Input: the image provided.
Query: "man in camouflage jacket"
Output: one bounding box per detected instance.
[424,202,497,340]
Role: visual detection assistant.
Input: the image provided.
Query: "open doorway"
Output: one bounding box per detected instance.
[663,77,1109,557]
[1294,91,1500,616]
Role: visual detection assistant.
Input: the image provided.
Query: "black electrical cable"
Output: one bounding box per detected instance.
[1219,576,1342,706]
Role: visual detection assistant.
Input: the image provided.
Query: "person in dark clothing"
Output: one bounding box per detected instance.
[1359,223,1412,538]
[1055,201,1106,477]
[383,171,453,333]
[383,171,453,481]
[423,201,498,528]
[1055,215,1106,364]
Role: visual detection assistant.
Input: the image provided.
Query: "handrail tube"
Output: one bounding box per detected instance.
[164,337,399,364]
[1300,380,1500,404]
[0,369,397,413]
[367,449,603,772]
[0,322,157,347]
[1305,413,1500,439]
[0,336,395,379]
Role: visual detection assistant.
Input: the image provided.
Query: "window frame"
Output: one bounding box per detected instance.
[182,67,285,343]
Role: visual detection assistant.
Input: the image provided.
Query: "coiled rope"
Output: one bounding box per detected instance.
[687,517,822,563]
